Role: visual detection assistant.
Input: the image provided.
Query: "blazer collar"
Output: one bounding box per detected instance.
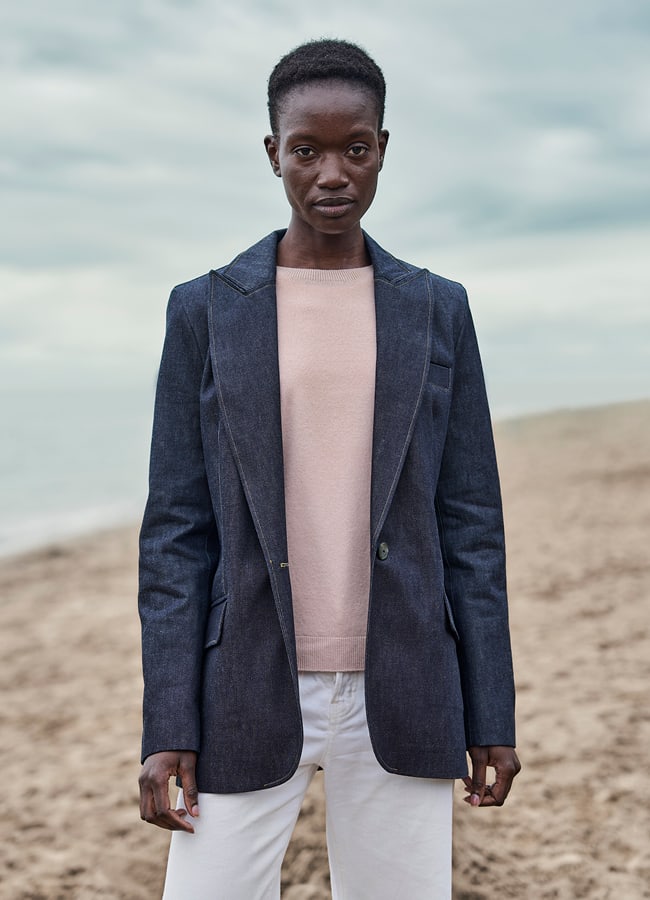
[218,229,419,292]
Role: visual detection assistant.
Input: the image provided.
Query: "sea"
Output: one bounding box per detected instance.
[2,377,646,560]
[0,385,154,558]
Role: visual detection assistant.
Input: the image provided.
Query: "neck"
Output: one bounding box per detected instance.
[276,224,370,269]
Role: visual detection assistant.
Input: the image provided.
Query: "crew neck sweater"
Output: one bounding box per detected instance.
[276,265,376,671]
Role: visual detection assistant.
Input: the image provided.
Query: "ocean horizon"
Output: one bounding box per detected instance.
[2,382,647,560]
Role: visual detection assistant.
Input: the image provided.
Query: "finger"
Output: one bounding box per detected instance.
[139,783,191,830]
[468,748,488,807]
[487,761,518,806]
[461,780,503,807]
[154,806,195,832]
[179,758,200,818]
[139,770,161,824]
[462,776,484,793]
[149,782,195,833]
[463,791,495,806]
[139,782,156,823]
[481,783,500,807]
[140,768,194,833]
[150,770,174,825]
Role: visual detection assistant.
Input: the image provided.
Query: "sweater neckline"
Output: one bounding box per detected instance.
[276,265,373,284]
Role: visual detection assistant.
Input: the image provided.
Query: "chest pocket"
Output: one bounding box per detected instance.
[428,361,451,390]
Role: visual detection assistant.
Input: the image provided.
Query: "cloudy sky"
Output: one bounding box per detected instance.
[2,0,648,415]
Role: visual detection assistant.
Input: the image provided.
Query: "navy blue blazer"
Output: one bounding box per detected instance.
[139,230,516,793]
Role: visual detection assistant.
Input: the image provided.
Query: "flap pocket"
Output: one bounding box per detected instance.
[204,595,228,649]
[428,362,451,390]
[443,594,460,642]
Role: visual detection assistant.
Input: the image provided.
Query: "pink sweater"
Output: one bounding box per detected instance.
[276,265,376,671]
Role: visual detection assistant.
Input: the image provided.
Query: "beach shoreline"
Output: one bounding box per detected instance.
[2,399,649,898]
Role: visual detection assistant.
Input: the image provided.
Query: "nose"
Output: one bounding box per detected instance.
[316,154,349,189]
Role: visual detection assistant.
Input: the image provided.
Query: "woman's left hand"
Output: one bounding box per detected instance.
[463,745,521,807]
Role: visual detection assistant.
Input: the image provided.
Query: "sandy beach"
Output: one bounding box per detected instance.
[2,399,649,899]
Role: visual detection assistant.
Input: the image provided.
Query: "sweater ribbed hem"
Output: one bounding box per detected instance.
[296,635,366,672]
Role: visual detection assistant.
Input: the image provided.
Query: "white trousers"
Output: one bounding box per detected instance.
[163,672,453,899]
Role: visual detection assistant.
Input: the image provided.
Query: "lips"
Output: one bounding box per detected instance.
[312,197,354,216]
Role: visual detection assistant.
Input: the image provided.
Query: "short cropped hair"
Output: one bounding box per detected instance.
[267,38,386,135]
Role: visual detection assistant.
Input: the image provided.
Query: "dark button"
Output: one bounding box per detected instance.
[377,542,389,560]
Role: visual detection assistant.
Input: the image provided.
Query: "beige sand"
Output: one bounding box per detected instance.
[1,400,649,899]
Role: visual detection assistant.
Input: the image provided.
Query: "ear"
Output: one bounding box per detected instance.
[264,135,282,177]
[378,129,389,172]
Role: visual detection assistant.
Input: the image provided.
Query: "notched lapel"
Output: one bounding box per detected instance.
[207,264,289,581]
[371,270,433,544]
[206,230,432,622]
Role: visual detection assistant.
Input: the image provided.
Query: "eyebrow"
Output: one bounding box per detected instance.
[285,127,377,143]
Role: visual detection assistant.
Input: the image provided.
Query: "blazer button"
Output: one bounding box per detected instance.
[377,542,389,560]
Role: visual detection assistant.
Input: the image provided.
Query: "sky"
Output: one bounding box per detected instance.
[1,0,649,416]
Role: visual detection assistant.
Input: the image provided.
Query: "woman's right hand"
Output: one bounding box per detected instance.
[138,750,199,831]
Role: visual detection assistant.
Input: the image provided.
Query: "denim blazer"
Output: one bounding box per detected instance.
[139,230,516,793]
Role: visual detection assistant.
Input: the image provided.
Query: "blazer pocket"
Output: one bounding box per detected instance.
[443,594,460,642]
[204,595,228,649]
[428,361,451,390]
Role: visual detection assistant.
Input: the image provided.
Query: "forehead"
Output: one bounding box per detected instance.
[276,79,380,135]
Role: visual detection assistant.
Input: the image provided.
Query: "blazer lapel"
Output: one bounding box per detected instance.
[366,235,433,546]
[207,229,432,605]
[208,233,293,623]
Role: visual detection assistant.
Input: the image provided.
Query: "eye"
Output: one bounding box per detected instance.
[293,146,315,158]
[347,144,369,157]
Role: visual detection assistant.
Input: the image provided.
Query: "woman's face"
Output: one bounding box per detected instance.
[264,80,389,246]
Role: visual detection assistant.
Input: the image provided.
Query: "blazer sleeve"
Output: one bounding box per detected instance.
[434,288,516,749]
[138,285,219,763]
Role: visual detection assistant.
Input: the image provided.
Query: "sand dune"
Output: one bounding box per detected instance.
[2,400,649,898]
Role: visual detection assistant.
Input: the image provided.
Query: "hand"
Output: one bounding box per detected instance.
[463,745,521,808]
[139,750,199,831]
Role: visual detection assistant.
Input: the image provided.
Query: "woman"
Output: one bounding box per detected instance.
[138,38,520,899]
